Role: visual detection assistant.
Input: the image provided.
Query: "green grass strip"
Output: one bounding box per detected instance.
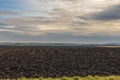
[4,76,118,80]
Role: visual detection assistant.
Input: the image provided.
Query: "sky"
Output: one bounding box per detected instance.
[0,0,120,43]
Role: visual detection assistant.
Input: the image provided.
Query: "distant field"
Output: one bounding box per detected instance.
[100,46,120,48]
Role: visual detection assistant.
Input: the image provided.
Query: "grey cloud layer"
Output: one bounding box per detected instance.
[90,5,120,21]
[0,11,19,16]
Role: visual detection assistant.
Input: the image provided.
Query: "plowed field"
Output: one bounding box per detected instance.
[0,46,119,78]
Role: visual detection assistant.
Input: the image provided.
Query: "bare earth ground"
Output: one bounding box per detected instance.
[0,46,120,78]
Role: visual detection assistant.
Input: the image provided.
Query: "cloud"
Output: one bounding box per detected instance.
[0,11,19,16]
[90,5,120,21]
[0,28,22,33]
[1,15,120,37]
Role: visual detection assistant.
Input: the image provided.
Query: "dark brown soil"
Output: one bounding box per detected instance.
[0,46,120,78]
